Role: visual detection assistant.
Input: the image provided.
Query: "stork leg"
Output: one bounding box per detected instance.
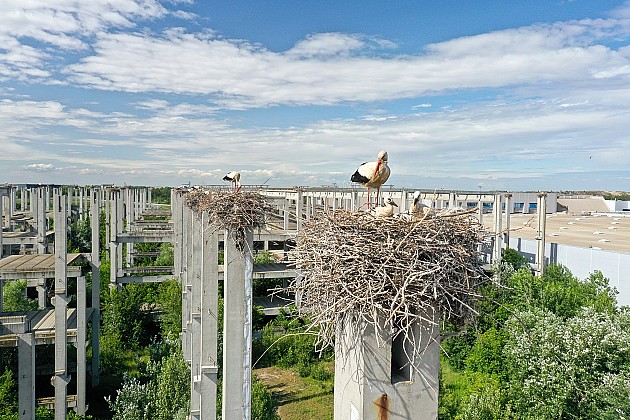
[367,187,371,209]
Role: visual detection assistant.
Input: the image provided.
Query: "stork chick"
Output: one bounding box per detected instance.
[351,150,391,209]
[374,198,398,218]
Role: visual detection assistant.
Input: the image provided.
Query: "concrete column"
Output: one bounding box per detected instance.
[283,199,289,231]
[37,188,47,254]
[148,188,152,205]
[18,332,36,420]
[0,194,3,259]
[492,194,503,264]
[504,194,512,247]
[334,309,440,420]
[76,275,87,415]
[109,190,118,288]
[190,212,202,418]
[79,188,84,220]
[116,193,123,282]
[37,283,46,308]
[125,189,133,267]
[296,191,303,231]
[222,228,254,420]
[200,211,218,419]
[182,205,192,362]
[535,193,547,277]
[90,189,101,387]
[53,190,69,420]
[477,194,483,224]
[8,187,15,230]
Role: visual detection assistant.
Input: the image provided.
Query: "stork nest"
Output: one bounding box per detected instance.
[288,209,487,359]
[182,188,273,250]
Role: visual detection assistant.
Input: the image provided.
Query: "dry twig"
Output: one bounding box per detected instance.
[288,209,487,365]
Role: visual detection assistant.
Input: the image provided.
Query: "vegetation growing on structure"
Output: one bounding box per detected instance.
[2,280,38,311]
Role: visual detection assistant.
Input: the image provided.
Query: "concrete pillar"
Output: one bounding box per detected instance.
[18,332,36,420]
[504,194,512,247]
[182,205,192,362]
[535,193,547,277]
[39,187,47,254]
[116,193,123,282]
[76,275,87,415]
[190,212,202,418]
[91,189,101,387]
[492,194,503,264]
[200,211,219,419]
[0,194,3,259]
[222,227,254,420]
[283,199,289,231]
[296,191,303,231]
[79,188,84,220]
[109,190,118,288]
[334,309,440,420]
[53,190,69,420]
[37,283,46,308]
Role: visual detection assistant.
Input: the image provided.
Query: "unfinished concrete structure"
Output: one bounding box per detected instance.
[0,187,101,419]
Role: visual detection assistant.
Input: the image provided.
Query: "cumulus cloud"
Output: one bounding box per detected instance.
[0,0,167,80]
[61,14,630,109]
[25,163,55,171]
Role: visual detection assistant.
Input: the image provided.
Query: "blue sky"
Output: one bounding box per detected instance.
[2,0,630,190]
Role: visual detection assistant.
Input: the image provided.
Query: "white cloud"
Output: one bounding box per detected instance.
[62,14,630,109]
[25,163,55,171]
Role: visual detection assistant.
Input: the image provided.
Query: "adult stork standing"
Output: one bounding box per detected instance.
[350,150,391,209]
[223,171,241,192]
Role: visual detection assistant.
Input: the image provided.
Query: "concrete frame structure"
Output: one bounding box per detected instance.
[0,188,97,419]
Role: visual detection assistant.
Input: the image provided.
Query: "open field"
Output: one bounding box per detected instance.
[255,365,334,420]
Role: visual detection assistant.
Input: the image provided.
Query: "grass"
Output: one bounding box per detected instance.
[254,362,334,420]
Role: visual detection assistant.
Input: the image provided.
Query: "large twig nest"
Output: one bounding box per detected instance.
[182,188,273,249]
[289,210,487,356]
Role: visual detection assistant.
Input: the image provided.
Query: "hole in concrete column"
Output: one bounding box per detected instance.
[391,319,412,384]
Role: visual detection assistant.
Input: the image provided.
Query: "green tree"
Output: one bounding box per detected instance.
[505,307,630,419]
[3,280,38,311]
[0,368,18,420]
[157,279,182,338]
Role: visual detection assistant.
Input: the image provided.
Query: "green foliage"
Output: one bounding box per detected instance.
[154,242,174,266]
[254,251,274,264]
[157,279,182,338]
[254,311,331,379]
[252,376,280,420]
[68,216,92,253]
[505,307,630,419]
[155,345,190,420]
[149,187,172,204]
[501,247,528,271]
[108,338,189,420]
[441,264,625,418]
[0,368,17,419]
[3,279,38,311]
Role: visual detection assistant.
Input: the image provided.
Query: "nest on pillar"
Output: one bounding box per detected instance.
[288,209,488,364]
[181,188,273,251]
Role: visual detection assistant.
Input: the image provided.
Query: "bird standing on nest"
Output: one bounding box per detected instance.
[373,197,398,217]
[351,150,391,209]
[223,171,241,192]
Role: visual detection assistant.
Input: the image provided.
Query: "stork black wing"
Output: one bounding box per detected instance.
[222,175,231,181]
[351,170,370,184]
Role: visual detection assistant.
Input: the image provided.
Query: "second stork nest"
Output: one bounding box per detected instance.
[182,188,273,250]
[289,210,487,354]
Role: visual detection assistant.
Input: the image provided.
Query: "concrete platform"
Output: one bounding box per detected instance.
[0,253,85,280]
[485,212,630,254]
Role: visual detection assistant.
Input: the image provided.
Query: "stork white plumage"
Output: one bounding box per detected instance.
[350,150,391,209]
[223,171,241,192]
[410,190,432,218]
[373,197,398,217]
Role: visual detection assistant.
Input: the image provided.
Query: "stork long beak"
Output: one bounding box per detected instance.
[392,202,398,207]
[374,159,381,175]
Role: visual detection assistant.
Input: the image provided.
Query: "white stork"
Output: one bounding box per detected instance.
[222,171,241,192]
[351,150,391,208]
[374,197,398,218]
